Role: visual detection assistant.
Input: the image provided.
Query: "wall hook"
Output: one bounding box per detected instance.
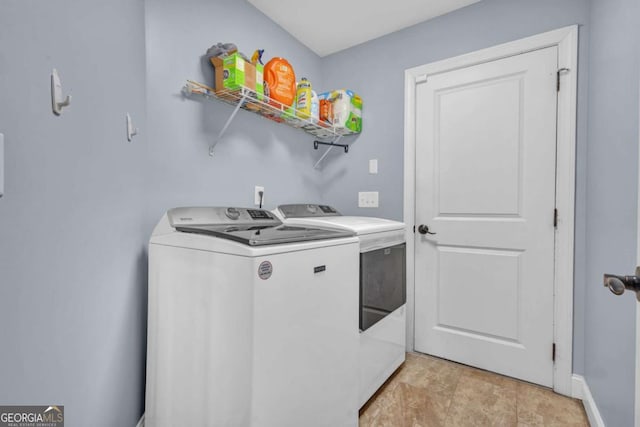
[51,69,71,116]
[126,113,138,142]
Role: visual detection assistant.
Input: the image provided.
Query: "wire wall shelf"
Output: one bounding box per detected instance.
[183,80,359,155]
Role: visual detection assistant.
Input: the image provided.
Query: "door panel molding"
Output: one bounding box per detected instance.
[404,25,578,396]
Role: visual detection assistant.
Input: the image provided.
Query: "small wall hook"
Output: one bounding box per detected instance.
[126,113,138,142]
[51,69,71,116]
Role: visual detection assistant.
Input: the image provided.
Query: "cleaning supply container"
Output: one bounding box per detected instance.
[319,98,333,126]
[295,78,312,119]
[310,90,319,123]
[264,57,296,108]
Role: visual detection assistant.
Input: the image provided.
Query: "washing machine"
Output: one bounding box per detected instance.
[274,204,407,408]
[145,207,360,427]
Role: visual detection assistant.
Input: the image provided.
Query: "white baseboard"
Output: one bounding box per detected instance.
[571,374,584,400]
[136,413,145,427]
[572,374,605,427]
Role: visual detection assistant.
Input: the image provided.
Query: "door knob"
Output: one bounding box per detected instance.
[417,225,436,235]
[603,267,640,301]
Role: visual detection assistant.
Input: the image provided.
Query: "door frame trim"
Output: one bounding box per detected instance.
[403,25,578,396]
[636,59,640,427]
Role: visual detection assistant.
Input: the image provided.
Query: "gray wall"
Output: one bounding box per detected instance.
[584,0,640,425]
[1,0,638,425]
[319,0,591,373]
[144,0,327,232]
[0,0,148,426]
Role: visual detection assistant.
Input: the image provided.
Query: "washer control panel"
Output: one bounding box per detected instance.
[169,207,280,228]
[247,209,272,220]
[225,207,241,220]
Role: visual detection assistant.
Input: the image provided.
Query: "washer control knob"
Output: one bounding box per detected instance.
[225,207,241,220]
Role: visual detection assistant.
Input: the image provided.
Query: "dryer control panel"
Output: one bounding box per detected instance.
[277,204,341,218]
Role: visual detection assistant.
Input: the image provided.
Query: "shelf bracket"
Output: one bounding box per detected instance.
[313,136,345,169]
[313,139,348,153]
[209,92,249,156]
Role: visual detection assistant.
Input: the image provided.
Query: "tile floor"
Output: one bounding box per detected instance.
[359,352,589,427]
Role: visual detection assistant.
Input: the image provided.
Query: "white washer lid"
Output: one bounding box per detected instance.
[151,213,359,256]
[281,216,405,235]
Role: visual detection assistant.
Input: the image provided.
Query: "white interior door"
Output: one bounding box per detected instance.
[413,46,559,387]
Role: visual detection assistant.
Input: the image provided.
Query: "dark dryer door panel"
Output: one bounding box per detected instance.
[360,243,406,331]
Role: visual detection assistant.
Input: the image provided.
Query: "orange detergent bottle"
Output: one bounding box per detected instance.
[264,57,296,108]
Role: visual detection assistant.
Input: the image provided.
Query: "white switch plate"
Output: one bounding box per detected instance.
[369,159,378,174]
[254,186,265,206]
[358,191,379,208]
[0,133,4,198]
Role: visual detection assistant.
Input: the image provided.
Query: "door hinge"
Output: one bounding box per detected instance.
[413,225,416,233]
[552,343,556,362]
[553,208,558,228]
[557,68,570,92]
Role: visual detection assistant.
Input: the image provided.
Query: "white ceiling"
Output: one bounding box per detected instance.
[247,0,481,57]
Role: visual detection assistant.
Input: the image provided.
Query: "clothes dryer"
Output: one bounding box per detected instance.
[274,204,407,408]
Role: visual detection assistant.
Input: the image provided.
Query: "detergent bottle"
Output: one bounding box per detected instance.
[295,78,312,119]
[264,57,296,108]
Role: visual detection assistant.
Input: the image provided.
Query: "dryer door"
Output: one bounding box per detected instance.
[360,243,406,331]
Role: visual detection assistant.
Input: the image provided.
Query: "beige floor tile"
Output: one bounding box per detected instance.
[516,382,589,427]
[359,353,590,427]
[394,353,464,394]
[360,381,452,427]
[444,368,518,427]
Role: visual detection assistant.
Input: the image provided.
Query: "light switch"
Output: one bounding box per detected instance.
[369,159,378,174]
[358,191,379,208]
[0,133,4,198]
